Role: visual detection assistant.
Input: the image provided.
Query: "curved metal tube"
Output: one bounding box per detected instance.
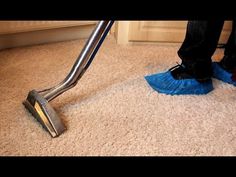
[42,20,114,102]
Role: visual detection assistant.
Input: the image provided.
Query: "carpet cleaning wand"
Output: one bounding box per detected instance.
[23,21,114,137]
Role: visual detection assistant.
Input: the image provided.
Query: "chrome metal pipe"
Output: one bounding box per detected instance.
[43,20,114,101]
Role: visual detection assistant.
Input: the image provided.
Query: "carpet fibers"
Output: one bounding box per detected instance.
[0,36,236,156]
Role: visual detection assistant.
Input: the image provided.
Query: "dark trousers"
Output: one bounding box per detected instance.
[177,20,236,78]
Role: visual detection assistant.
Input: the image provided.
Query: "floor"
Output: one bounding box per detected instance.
[0,36,236,156]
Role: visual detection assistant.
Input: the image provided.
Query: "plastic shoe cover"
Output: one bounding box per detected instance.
[212,62,236,86]
[145,71,213,95]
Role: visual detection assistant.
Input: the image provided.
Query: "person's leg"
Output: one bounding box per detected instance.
[219,20,236,72]
[145,20,224,95]
[212,20,236,86]
[177,20,225,81]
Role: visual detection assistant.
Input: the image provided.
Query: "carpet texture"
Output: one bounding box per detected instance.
[0,36,236,156]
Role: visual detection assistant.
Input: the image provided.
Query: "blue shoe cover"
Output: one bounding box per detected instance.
[212,62,236,86]
[145,71,213,95]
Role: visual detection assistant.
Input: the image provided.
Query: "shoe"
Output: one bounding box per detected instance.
[145,63,213,95]
[212,62,236,86]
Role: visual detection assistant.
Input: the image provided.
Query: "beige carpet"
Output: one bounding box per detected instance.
[0,36,236,156]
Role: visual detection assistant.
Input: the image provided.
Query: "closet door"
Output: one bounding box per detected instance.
[128,21,232,44]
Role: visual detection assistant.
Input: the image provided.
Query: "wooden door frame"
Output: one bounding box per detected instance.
[114,21,130,44]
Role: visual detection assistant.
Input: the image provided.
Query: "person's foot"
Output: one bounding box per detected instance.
[212,61,236,86]
[145,63,214,95]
